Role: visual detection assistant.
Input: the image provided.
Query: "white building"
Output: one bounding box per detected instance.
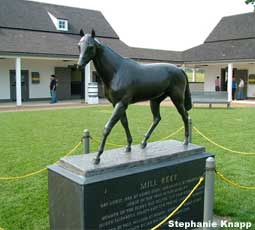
[1,0,255,105]
[0,0,182,105]
[184,12,255,100]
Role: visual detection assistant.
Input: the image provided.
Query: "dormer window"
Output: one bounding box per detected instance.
[57,19,68,31]
[48,12,69,32]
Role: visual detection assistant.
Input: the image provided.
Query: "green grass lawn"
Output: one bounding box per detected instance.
[0,105,255,230]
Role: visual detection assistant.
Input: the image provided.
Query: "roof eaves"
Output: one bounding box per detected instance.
[131,57,184,63]
[0,27,119,39]
[0,51,78,59]
[204,36,255,44]
[183,58,255,65]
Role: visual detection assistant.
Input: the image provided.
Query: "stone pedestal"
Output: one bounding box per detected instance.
[48,140,212,230]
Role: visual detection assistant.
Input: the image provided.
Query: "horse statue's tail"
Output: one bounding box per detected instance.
[182,69,192,111]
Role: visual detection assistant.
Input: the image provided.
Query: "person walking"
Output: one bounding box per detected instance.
[237,77,245,100]
[50,75,57,103]
[215,76,220,91]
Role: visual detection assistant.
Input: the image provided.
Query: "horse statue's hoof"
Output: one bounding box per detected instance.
[140,142,147,149]
[125,146,131,153]
[93,157,100,165]
[183,138,189,145]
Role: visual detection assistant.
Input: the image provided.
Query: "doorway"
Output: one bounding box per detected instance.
[220,68,227,91]
[70,66,84,99]
[55,67,71,100]
[235,69,248,99]
[9,70,29,101]
[221,68,248,98]
[55,66,84,100]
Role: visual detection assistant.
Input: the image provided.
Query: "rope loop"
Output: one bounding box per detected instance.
[90,126,184,148]
[216,170,255,190]
[194,127,255,156]
[0,141,82,181]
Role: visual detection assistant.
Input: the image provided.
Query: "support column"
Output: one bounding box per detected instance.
[192,68,196,82]
[84,62,91,103]
[16,57,22,106]
[227,63,233,102]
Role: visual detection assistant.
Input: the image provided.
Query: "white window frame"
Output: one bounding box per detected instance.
[57,19,68,31]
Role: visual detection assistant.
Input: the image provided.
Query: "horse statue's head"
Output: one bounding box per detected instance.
[77,29,97,67]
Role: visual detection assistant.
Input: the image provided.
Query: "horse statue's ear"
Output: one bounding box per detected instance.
[80,29,85,37]
[91,29,96,38]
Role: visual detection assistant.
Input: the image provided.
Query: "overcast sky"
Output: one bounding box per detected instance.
[29,0,253,51]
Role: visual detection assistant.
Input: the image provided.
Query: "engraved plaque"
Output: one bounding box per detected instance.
[84,158,205,230]
[48,140,212,230]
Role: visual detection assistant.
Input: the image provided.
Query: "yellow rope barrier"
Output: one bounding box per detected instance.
[150,176,204,230]
[159,126,184,141]
[194,127,255,156]
[90,136,123,147]
[216,170,255,190]
[90,126,184,147]
[0,126,182,181]
[0,141,82,181]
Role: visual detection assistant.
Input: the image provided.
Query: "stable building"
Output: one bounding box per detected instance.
[184,12,255,100]
[0,0,182,105]
[1,0,255,106]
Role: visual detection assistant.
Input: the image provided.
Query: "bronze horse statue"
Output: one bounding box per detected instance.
[77,29,192,164]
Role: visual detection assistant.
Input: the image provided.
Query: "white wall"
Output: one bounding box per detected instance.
[0,59,15,99]
[203,66,221,91]
[22,59,76,99]
[0,58,76,100]
[2,58,255,100]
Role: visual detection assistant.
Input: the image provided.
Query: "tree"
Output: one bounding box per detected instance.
[245,0,255,5]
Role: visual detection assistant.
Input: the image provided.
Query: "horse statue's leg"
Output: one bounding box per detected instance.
[141,99,162,149]
[176,104,189,145]
[120,112,133,152]
[94,101,127,164]
[170,92,189,145]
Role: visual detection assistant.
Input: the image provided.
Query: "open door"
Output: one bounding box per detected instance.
[221,68,227,91]
[70,66,84,99]
[235,69,248,99]
[55,67,71,100]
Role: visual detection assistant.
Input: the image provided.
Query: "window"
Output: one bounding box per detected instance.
[57,19,68,31]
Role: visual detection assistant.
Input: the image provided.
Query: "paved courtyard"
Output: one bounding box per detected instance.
[1,98,255,112]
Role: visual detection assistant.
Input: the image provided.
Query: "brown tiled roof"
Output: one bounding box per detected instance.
[2,0,255,64]
[183,38,255,63]
[0,28,182,63]
[129,47,183,63]
[0,0,119,38]
[205,12,255,43]
[183,12,255,63]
